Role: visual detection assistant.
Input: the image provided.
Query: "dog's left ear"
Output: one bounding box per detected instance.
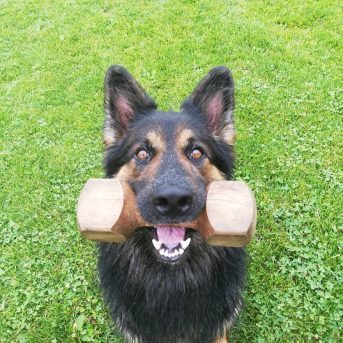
[181,66,235,145]
[103,65,157,146]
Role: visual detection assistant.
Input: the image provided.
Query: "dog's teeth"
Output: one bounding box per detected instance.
[152,239,162,250]
[180,238,191,249]
[158,247,185,258]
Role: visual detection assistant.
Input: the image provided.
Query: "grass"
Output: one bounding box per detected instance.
[0,0,342,342]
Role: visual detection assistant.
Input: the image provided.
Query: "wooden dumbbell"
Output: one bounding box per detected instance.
[77,178,256,247]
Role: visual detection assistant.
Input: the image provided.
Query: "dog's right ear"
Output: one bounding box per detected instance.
[181,66,235,146]
[103,65,157,146]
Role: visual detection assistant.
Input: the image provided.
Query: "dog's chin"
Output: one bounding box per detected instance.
[142,226,194,263]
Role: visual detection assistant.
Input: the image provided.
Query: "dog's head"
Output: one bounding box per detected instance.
[103,65,235,263]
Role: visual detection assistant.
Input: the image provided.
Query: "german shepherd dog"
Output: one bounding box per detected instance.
[98,66,246,343]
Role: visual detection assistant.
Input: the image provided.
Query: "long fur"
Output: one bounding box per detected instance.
[99,232,245,343]
[98,65,246,343]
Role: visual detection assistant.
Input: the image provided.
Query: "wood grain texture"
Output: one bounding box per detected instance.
[77,178,126,242]
[203,180,256,247]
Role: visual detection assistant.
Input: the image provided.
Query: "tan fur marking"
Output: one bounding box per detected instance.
[222,130,236,146]
[175,144,201,186]
[103,127,116,146]
[176,128,194,150]
[139,154,161,181]
[214,336,229,343]
[173,127,200,186]
[115,131,164,183]
[116,152,162,183]
[175,127,226,184]
[213,131,236,146]
[116,163,135,182]
[147,131,165,151]
[203,160,225,182]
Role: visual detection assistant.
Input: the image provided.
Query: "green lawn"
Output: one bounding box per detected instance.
[1,1,342,342]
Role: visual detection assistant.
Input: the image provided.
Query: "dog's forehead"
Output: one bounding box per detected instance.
[132,111,198,147]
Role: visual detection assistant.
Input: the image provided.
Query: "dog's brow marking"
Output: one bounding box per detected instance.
[176,128,194,150]
[147,131,165,151]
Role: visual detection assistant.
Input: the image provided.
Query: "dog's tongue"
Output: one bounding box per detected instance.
[156,226,185,249]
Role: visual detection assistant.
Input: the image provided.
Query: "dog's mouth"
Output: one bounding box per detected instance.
[151,225,191,262]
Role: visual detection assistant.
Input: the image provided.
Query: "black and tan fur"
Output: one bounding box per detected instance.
[98,65,246,343]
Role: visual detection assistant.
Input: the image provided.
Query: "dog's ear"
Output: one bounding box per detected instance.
[103,65,157,146]
[181,66,235,145]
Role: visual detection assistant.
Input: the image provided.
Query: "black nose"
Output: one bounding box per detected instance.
[153,185,193,217]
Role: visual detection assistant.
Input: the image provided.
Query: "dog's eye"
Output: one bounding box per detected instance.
[135,149,149,161]
[190,148,203,160]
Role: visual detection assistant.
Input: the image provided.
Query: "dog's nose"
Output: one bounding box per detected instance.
[153,185,193,217]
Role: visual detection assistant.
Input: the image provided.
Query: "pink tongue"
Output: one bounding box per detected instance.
[156,226,185,249]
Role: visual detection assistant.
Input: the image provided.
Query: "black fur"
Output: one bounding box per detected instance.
[99,232,245,343]
[98,66,246,343]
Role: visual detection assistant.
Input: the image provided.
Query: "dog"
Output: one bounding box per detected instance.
[98,65,246,343]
